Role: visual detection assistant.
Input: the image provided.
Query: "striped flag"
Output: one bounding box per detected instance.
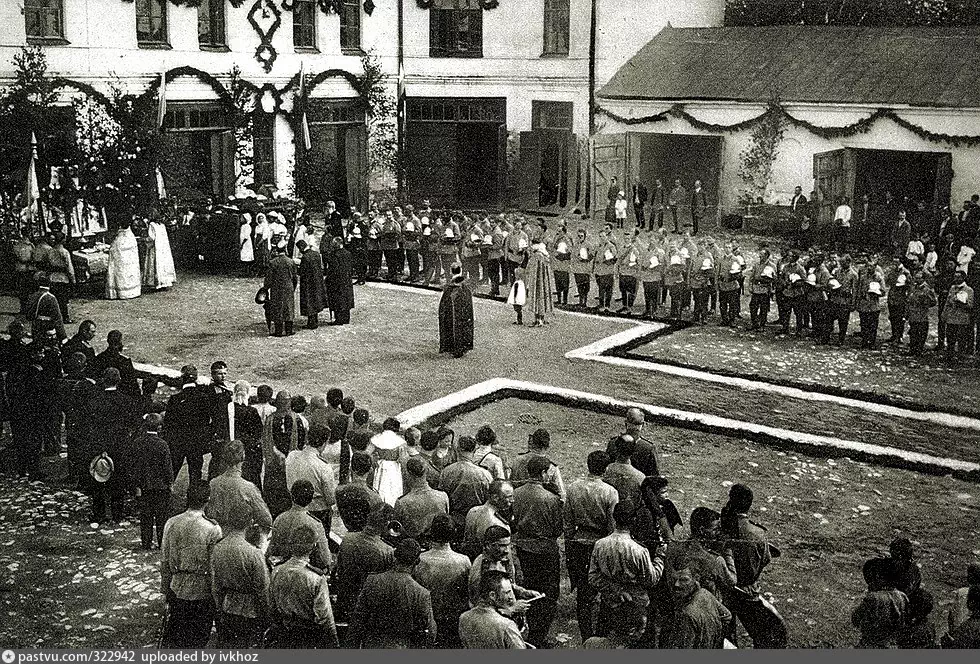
[298,63,312,151]
[156,72,167,129]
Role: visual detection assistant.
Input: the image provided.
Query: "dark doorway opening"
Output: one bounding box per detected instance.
[632,133,723,227]
[405,97,506,208]
[298,100,367,216]
[852,148,949,210]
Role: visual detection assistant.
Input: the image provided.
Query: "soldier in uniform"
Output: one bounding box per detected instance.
[616,231,642,315]
[160,480,223,648]
[366,215,383,279]
[207,439,274,538]
[503,220,529,286]
[487,217,507,296]
[640,234,665,318]
[402,208,422,283]
[380,210,403,282]
[268,524,339,648]
[211,501,270,648]
[593,230,618,313]
[570,228,594,308]
[267,479,333,571]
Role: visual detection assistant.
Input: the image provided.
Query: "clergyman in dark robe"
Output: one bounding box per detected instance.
[439,263,474,358]
[324,236,355,326]
[264,244,297,337]
[297,239,327,329]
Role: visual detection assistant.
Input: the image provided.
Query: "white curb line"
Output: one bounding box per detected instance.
[395,378,980,479]
[566,325,980,432]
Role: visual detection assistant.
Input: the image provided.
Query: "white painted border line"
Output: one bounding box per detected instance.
[566,327,980,432]
[395,378,980,479]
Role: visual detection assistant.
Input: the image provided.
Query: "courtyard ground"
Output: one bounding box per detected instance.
[1,271,978,648]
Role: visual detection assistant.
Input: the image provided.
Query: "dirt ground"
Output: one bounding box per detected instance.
[1,272,979,648]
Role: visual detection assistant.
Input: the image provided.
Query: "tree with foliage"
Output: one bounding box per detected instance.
[738,99,786,204]
[359,52,398,194]
[726,0,980,26]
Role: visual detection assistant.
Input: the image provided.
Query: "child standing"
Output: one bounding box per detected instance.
[507,267,527,325]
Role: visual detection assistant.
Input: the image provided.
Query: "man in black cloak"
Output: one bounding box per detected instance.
[439,263,474,358]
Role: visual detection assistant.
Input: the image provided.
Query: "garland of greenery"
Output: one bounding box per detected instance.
[596,103,980,147]
[415,0,499,8]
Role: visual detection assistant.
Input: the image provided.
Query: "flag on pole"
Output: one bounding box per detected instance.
[397,59,406,112]
[298,63,312,151]
[155,166,167,200]
[156,72,167,129]
[25,132,41,232]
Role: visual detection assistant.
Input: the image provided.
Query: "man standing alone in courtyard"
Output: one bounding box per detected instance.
[265,244,297,337]
[439,263,474,358]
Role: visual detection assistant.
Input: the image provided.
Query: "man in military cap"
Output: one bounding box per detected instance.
[268,524,339,648]
[211,501,270,648]
[160,480,223,648]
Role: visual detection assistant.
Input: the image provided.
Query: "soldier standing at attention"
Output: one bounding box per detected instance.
[160,480,223,648]
[210,503,270,648]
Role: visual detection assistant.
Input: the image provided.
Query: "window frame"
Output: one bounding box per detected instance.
[293,0,319,52]
[135,0,170,48]
[429,6,484,59]
[252,112,277,189]
[25,0,67,43]
[339,0,363,54]
[197,0,227,50]
[542,0,570,57]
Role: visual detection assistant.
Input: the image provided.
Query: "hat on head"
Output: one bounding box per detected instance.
[89,453,114,483]
[868,281,882,295]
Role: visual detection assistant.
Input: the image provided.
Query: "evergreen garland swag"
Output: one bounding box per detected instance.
[595,103,980,147]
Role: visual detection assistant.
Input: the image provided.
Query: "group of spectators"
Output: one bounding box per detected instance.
[2,315,980,649]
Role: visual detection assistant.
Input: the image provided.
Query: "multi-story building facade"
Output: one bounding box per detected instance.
[1,0,723,213]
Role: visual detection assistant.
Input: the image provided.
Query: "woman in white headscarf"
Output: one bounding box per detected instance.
[106,220,142,299]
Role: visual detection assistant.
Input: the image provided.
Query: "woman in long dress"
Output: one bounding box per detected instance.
[106,221,142,300]
[253,212,271,272]
[239,214,255,275]
[524,232,555,327]
[143,215,176,290]
[371,429,406,506]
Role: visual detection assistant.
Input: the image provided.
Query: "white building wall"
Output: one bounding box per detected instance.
[597,100,980,213]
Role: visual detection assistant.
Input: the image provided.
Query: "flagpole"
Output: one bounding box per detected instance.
[25,132,42,238]
[156,71,167,129]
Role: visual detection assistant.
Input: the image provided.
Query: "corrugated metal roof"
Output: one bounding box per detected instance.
[598,26,980,108]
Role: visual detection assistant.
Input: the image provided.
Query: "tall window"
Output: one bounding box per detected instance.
[429,1,483,58]
[136,0,168,46]
[253,113,276,188]
[543,0,570,56]
[198,0,226,48]
[340,0,362,53]
[293,0,318,50]
[25,0,65,41]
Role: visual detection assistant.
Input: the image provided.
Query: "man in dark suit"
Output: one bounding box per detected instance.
[632,178,649,230]
[163,365,211,483]
[89,367,140,522]
[91,330,140,398]
[62,320,98,370]
[325,199,345,240]
[204,360,234,479]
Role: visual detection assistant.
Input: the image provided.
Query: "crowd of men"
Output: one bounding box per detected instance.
[2,324,979,649]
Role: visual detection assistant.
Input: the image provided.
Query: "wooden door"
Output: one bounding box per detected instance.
[345,123,368,214]
[405,122,456,206]
[210,130,236,200]
[934,152,953,210]
[591,133,627,219]
[813,149,855,224]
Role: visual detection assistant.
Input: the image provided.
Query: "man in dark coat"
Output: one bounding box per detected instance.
[297,240,327,329]
[62,320,98,370]
[90,330,141,398]
[325,200,345,240]
[324,236,355,326]
[439,263,474,358]
[6,346,48,480]
[264,244,298,337]
[163,365,211,483]
[89,367,140,522]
